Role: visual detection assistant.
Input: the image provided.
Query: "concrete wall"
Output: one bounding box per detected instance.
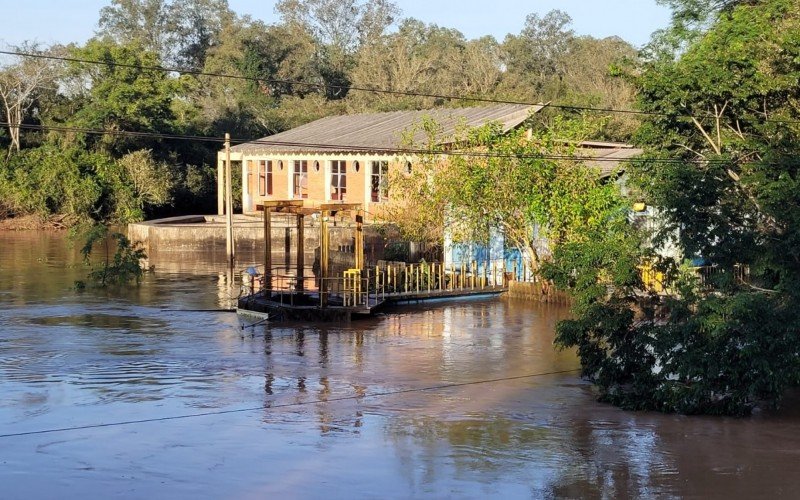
[128,215,388,265]
[506,281,571,304]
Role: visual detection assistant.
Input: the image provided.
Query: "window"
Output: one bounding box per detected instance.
[292,160,308,199]
[330,160,347,201]
[405,161,413,174]
[353,161,360,173]
[371,161,389,202]
[259,160,272,196]
[246,160,255,194]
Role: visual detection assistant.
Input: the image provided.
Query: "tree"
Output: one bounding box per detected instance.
[65,40,177,154]
[275,0,400,99]
[348,20,504,112]
[500,10,574,100]
[554,0,800,415]
[190,16,333,137]
[97,0,173,60]
[646,0,749,59]
[75,224,147,288]
[97,0,232,69]
[559,36,639,140]
[0,43,63,153]
[98,149,176,223]
[384,116,625,272]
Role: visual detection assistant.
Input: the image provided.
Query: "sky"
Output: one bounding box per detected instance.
[3,0,672,49]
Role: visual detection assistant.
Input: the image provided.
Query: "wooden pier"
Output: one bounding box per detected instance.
[237,200,507,321]
[238,262,508,321]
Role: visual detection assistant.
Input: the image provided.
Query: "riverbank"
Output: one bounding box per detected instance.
[0,214,77,231]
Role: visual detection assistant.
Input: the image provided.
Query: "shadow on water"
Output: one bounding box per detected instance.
[2,232,800,498]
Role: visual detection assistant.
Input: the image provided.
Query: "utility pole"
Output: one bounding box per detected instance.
[225,133,234,267]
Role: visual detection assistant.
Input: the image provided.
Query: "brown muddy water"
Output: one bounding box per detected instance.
[2,232,800,499]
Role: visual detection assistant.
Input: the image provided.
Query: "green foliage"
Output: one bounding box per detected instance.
[66,40,177,154]
[0,145,106,223]
[556,0,800,415]
[0,145,175,224]
[75,224,147,287]
[388,116,627,272]
[96,149,176,223]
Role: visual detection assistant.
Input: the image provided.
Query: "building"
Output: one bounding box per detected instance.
[217,103,643,272]
[218,103,544,216]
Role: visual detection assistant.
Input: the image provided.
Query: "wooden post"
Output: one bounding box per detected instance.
[224,133,234,267]
[355,210,364,270]
[471,261,476,289]
[320,210,329,308]
[296,214,305,292]
[217,158,225,215]
[264,207,272,297]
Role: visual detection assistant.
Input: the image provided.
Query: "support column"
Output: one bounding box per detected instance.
[217,158,225,216]
[355,210,364,270]
[320,210,329,308]
[296,214,305,292]
[263,208,272,298]
[224,133,234,267]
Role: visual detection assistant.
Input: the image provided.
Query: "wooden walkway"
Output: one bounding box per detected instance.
[237,262,508,321]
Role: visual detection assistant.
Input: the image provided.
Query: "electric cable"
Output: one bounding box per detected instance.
[2,49,798,125]
[3,121,786,167]
[0,368,581,439]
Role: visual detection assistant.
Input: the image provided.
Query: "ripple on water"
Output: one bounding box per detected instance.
[26,314,170,333]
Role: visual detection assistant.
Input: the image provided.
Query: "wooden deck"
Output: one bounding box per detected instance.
[237,263,508,321]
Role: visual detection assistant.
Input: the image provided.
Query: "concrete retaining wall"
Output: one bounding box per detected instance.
[506,281,571,304]
[128,214,387,263]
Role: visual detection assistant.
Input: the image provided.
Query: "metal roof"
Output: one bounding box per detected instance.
[231,103,542,154]
[577,142,642,177]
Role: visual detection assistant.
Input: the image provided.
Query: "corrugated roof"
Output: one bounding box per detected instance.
[231,103,542,154]
[578,142,642,177]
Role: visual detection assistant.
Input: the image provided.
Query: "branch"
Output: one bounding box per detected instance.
[691,116,721,155]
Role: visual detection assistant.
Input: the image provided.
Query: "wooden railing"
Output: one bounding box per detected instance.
[244,261,508,309]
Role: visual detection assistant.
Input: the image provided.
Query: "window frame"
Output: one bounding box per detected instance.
[292,160,308,199]
[259,160,273,196]
[330,160,347,201]
[370,160,389,202]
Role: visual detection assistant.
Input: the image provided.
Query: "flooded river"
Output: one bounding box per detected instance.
[2,232,800,498]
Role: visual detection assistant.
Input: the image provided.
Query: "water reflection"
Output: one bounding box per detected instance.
[3,232,800,499]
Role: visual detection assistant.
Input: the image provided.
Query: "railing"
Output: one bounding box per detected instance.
[639,263,751,294]
[243,261,509,310]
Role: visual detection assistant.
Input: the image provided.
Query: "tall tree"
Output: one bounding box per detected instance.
[97,0,231,69]
[384,116,622,271]
[500,10,574,100]
[0,44,63,153]
[97,0,173,60]
[65,40,177,154]
[348,20,502,111]
[275,0,400,99]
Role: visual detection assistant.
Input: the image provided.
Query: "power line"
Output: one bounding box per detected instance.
[3,121,771,166]
[0,49,650,116]
[7,48,798,125]
[0,368,581,439]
